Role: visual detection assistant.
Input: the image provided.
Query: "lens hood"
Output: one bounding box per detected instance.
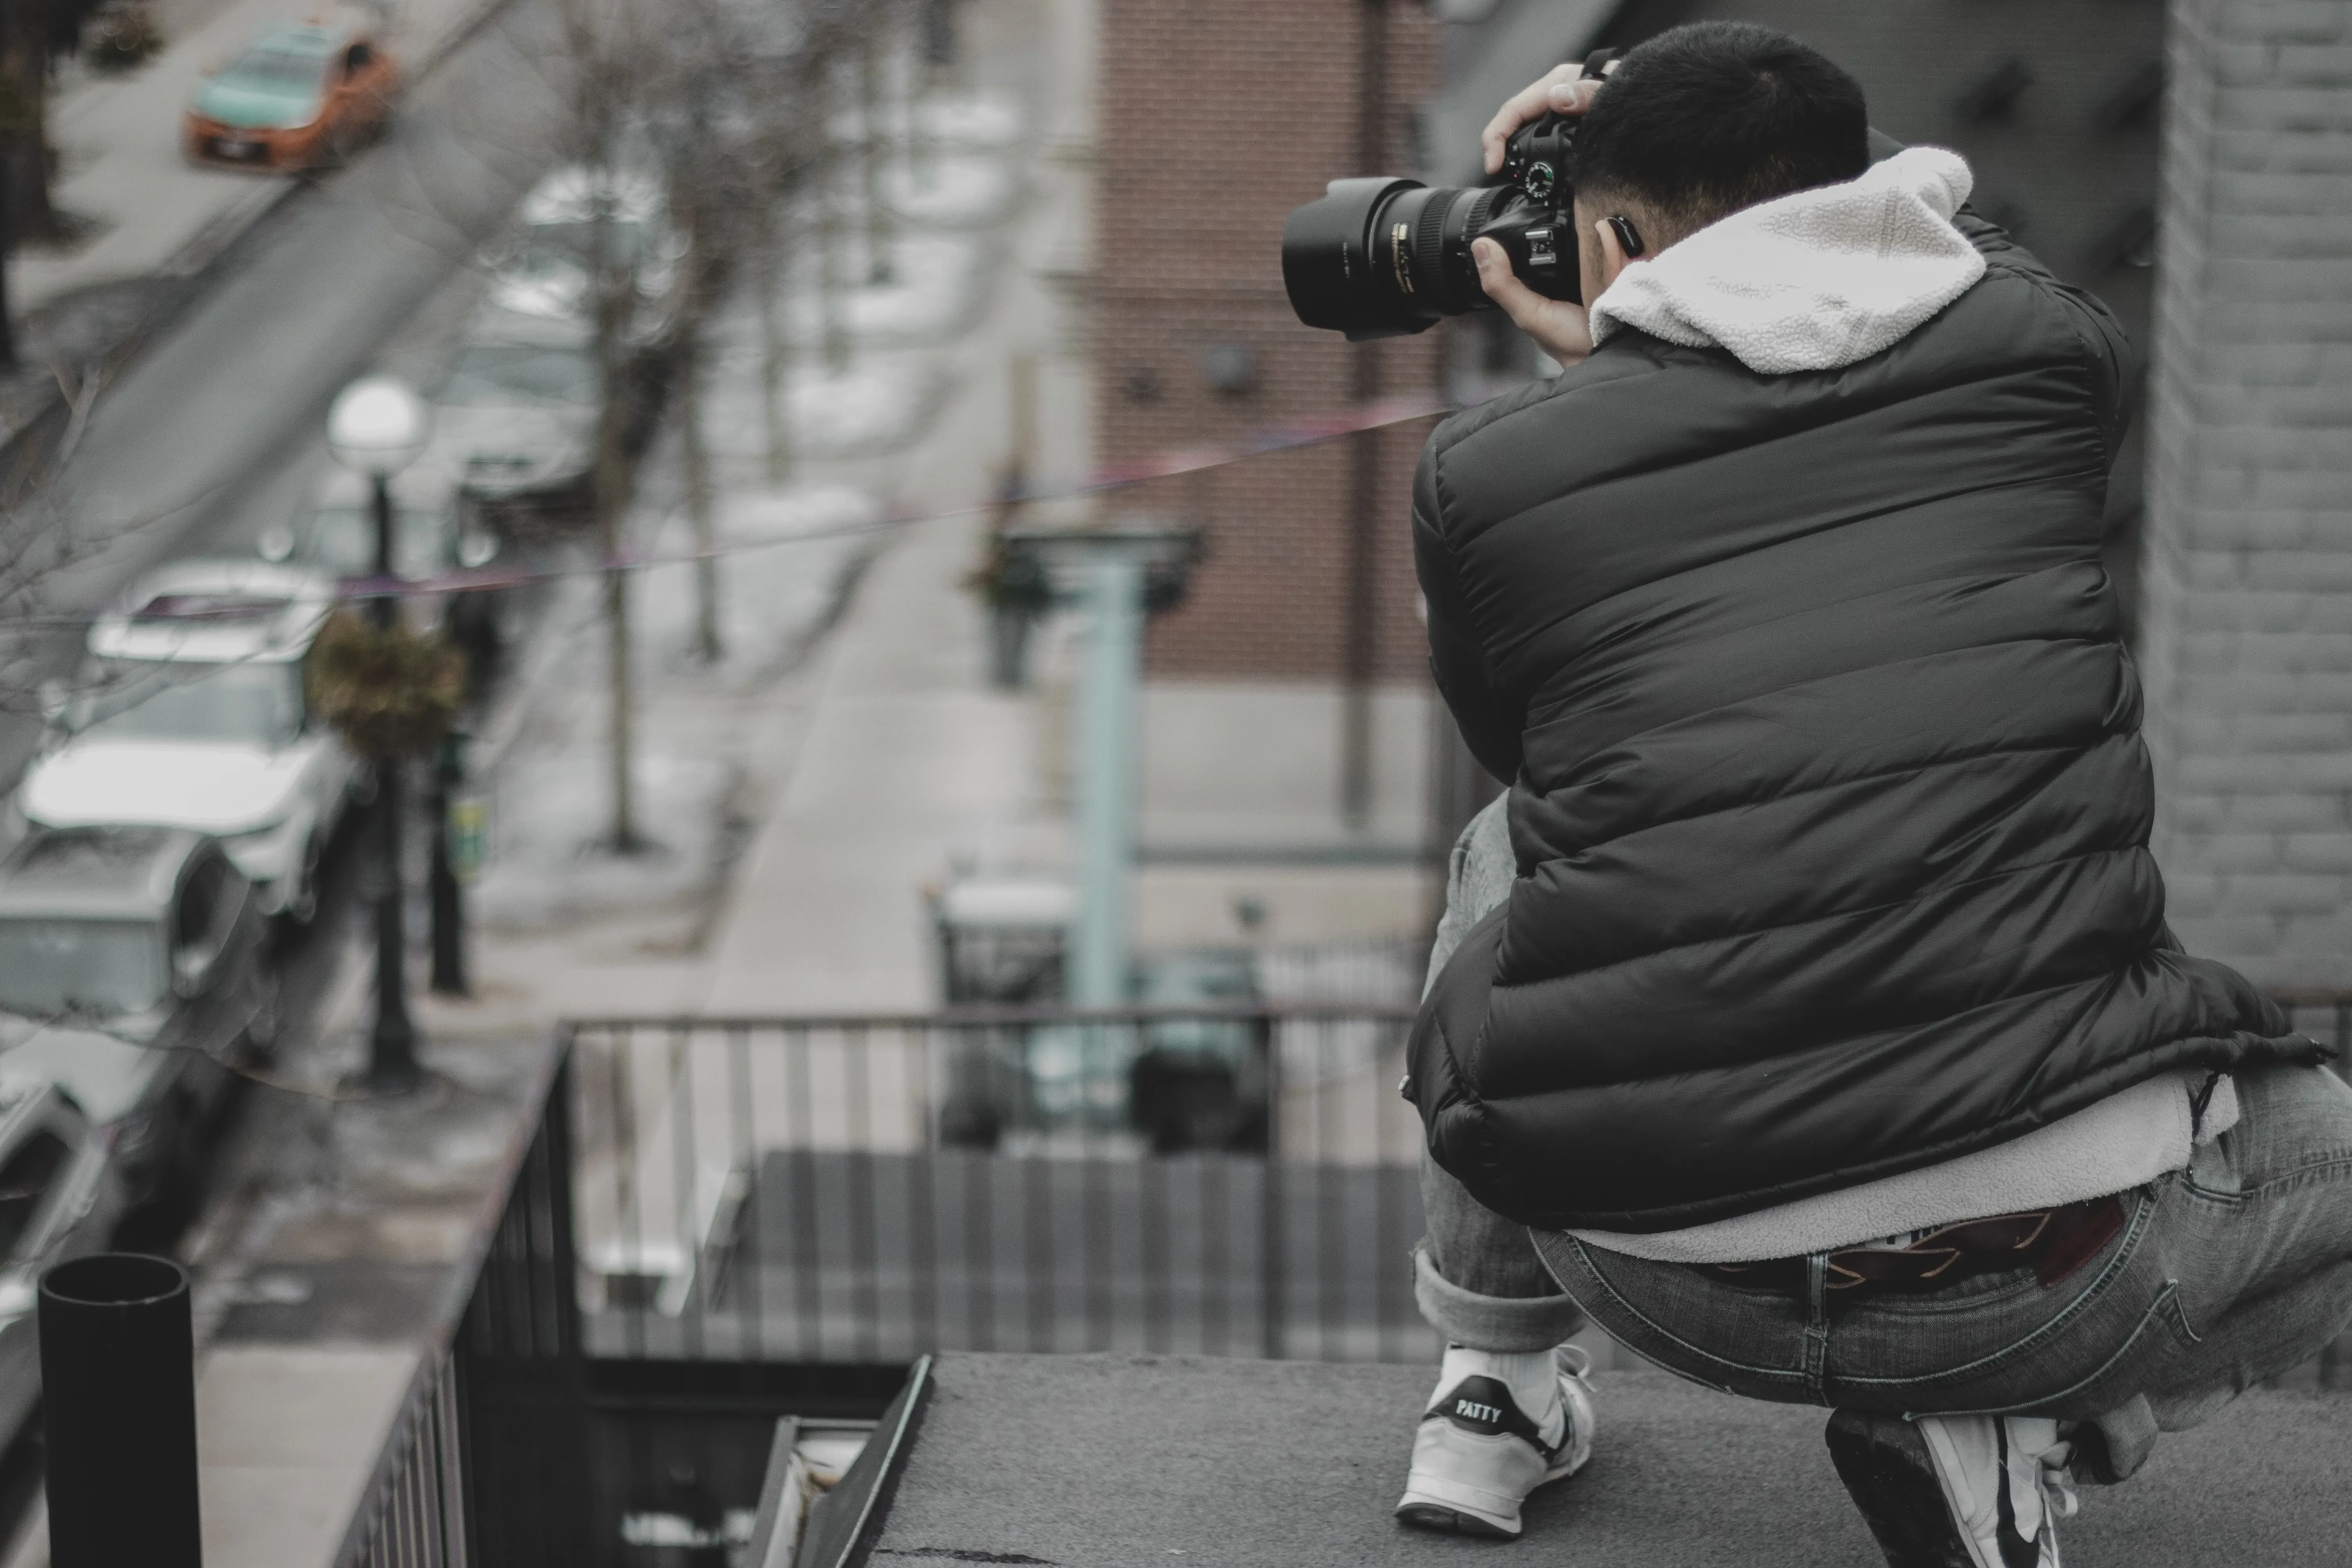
[1281,177,1432,342]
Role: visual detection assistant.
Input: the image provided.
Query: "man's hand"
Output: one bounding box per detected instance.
[1472,238,1594,366]
[1480,58,1617,175]
[1475,60,1621,365]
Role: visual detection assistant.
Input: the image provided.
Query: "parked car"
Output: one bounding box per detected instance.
[428,316,601,519]
[481,164,688,347]
[0,827,276,1208]
[183,20,396,171]
[1127,949,1267,1153]
[20,560,350,923]
[266,465,512,691]
[264,464,476,581]
[0,1079,127,1454]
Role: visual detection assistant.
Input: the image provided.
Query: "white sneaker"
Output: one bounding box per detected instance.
[1827,1408,2078,1568]
[1916,1414,2077,1568]
[1394,1347,1596,1539]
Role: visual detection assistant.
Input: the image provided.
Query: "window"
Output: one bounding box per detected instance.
[227,47,329,90]
[441,343,599,407]
[0,1132,69,1259]
[81,659,304,749]
[0,920,166,1016]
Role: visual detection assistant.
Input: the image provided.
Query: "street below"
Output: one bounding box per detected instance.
[1,0,566,789]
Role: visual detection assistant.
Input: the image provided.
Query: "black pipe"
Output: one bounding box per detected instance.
[39,1254,201,1568]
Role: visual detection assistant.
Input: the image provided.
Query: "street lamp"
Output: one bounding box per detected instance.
[1003,524,1199,1007]
[327,375,431,1093]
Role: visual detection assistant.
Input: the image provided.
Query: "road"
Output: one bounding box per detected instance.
[2,0,571,786]
[0,0,571,1551]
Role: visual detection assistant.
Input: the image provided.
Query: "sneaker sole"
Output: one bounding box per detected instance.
[1823,1410,1980,1568]
[1394,1454,1588,1539]
[1394,1501,1519,1539]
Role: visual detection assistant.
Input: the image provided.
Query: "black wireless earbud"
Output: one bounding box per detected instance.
[1606,214,1646,258]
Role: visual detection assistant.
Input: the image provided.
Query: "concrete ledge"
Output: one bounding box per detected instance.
[867,1352,2352,1567]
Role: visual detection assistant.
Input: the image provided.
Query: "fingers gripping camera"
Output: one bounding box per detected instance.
[1281,53,1617,341]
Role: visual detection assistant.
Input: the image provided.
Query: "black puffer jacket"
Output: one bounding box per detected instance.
[1409,185,2315,1234]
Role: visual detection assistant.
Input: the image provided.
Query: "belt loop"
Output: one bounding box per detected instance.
[1802,1251,1831,1402]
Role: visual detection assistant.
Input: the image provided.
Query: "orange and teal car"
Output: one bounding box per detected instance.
[182,21,396,171]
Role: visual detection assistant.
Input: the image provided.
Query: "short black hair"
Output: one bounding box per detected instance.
[1573,22,1870,234]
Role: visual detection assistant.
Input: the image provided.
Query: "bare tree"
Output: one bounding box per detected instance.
[0,0,74,371]
[543,0,672,851]
[537,0,893,839]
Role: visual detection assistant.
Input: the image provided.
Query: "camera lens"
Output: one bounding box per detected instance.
[1282,178,1511,341]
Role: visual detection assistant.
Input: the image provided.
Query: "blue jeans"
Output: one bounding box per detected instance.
[1415,1060,2352,1481]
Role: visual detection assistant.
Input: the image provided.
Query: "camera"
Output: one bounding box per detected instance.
[1281,53,1615,341]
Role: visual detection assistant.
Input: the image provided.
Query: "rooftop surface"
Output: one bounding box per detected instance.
[868,1352,2352,1567]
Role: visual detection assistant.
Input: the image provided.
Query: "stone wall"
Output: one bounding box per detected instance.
[2140,1,2352,987]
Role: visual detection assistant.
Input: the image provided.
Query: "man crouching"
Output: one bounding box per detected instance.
[1395,22,2347,1567]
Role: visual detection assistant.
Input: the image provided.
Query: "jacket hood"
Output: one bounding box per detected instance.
[1588,147,1986,375]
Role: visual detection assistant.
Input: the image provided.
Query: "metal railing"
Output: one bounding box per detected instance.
[329,992,2352,1568]
[333,1049,587,1568]
[562,1005,1434,1366]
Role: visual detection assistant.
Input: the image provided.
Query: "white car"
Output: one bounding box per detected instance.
[428,320,602,512]
[481,163,686,347]
[19,561,352,922]
[262,462,491,581]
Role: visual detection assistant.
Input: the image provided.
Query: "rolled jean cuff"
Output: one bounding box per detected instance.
[1413,1243,1585,1352]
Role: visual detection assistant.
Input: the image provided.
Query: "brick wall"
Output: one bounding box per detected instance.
[1094,0,1444,682]
[2139,1,2352,986]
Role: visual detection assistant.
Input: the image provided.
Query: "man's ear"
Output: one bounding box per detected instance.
[1592,216,1633,293]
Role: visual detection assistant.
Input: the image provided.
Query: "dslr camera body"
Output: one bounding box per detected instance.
[1282,53,1616,341]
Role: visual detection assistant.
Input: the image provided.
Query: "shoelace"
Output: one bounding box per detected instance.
[2040,1440,2080,1522]
[2002,1422,2078,1555]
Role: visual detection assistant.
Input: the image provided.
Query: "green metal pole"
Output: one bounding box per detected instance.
[1069,552,1142,1007]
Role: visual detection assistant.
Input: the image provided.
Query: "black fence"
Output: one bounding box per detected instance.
[331,1050,583,1568]
[337,997,2352,1568]
[563,1005,1432,1365]
[336,1004,1428,1568]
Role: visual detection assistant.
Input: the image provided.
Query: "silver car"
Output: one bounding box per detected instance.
[430,319,601,516]
[480,163,686,349]
[0,1081,124,1454]
[0,826,276,1209]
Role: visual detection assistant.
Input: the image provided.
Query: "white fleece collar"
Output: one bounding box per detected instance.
[1587,146,1986,375]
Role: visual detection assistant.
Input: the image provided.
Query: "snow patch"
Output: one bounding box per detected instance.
[472,751,735,931]
[786,233,986,341]
[882,156,1016,229]
[694,353,943,459]
[916,93,1024,148]
[635,484,881,680]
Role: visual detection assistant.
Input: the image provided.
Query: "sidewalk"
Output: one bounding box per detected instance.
[410,0,1095,1036]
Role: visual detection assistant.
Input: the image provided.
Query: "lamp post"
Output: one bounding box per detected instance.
[1005,525,1199,1006]
[327,375,431,1094]
[428,730,469,996]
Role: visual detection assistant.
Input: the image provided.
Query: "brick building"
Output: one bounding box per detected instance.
[1088,0,1450,946]
[2138,0,2352,990]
